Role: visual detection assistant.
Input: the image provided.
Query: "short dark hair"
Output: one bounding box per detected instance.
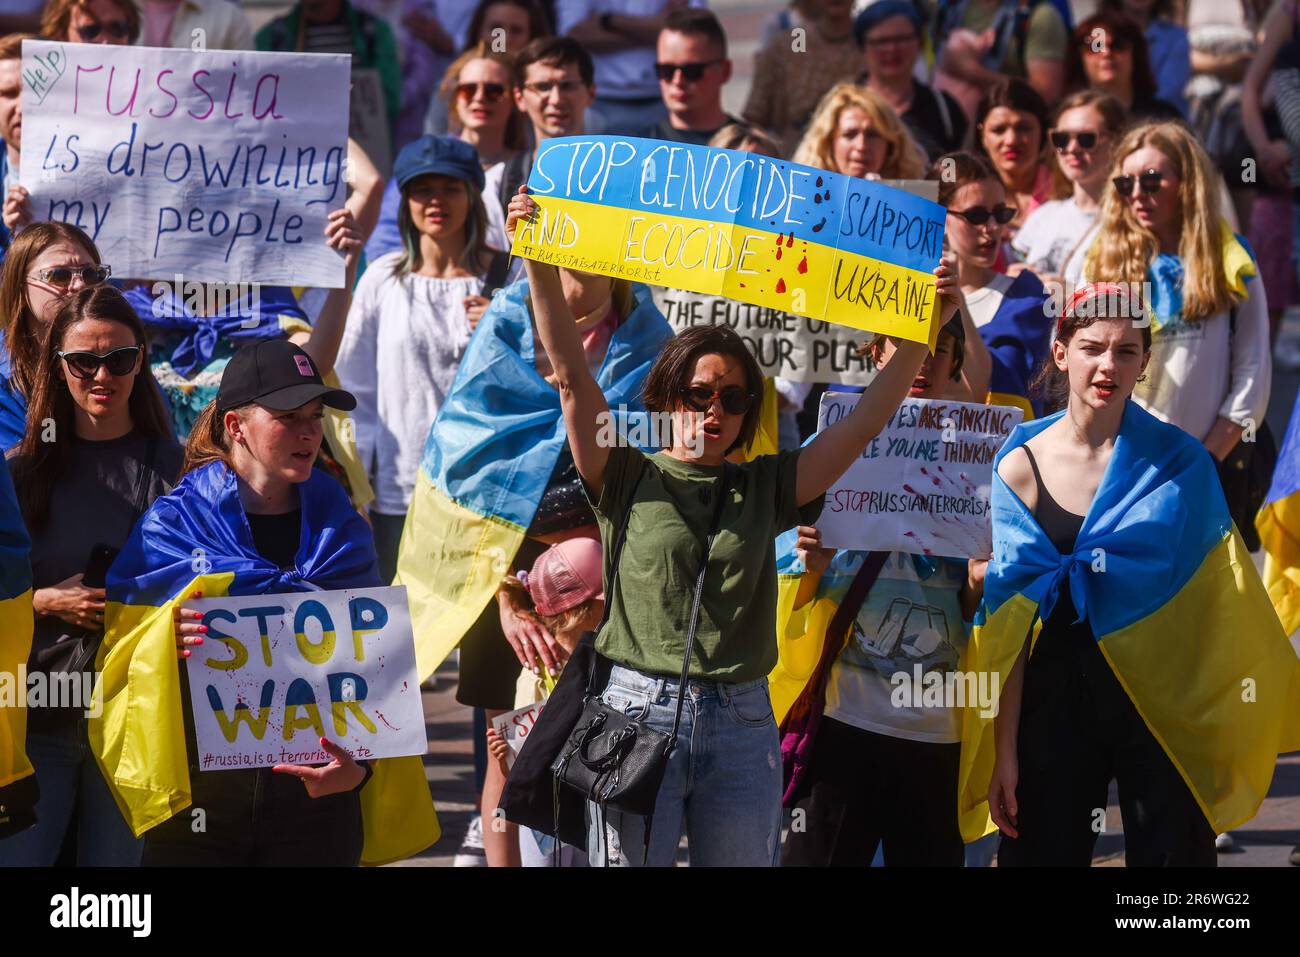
[928,151,999,207]
[973,76,1050,160]
[514,36,594,88]
[642,326,763,454]
[662,7,728,58]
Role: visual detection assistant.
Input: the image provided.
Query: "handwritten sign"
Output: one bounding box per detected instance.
[511,136,947,346]
[490,699,548,771]
[185,586,425,770]
[20,40,350,286]
[817,392,1023,557]
[654,287,875,386]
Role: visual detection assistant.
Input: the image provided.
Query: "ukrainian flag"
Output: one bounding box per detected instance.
[89,461,438,866]
[1259,390,1300,635]
[396,280,673,680]
[959,400,1300,841]
[0,455,34,832]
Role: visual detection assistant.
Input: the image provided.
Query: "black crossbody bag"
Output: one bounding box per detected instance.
[551,463,732,865]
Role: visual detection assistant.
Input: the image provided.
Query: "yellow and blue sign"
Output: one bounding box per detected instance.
[511,136,946,347]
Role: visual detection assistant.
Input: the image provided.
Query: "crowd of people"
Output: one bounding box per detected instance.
[0,0,1298,870]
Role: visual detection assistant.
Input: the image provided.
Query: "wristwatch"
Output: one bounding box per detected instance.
[599,11,616,32]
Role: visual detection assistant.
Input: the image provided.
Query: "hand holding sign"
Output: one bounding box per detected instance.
[273,735,367,797]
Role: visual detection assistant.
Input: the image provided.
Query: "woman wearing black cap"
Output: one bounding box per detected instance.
[92,339,438,865]
[335,134,506,581]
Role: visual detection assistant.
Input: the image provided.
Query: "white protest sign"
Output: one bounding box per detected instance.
[817,392,1023,558]
[653,287,876,386]
[20,40,350,286]
[185,586,425,770]
[490,699,548,771]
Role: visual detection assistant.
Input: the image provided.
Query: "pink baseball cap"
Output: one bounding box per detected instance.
[520,537,604,617]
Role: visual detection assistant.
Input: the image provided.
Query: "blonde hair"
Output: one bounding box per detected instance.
[439,43,528,152]
[709,122,781,157]
[792,83,926,179]
[1084,121,1235,322]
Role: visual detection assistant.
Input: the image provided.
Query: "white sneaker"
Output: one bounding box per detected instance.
[1214,832,1234,852]
[453,815,487,867]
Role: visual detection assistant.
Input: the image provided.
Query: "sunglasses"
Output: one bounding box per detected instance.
[654,60,721,82]
[1112,169,1165,197]
[58,345,142,379]
[950,204,1016,226]
[680,385,755,416]
[1080,34,1131,54]
[28,264,112,289]
[75,20,131,41]
[1050,130,1099,150]
[523,79,585,96]
[455,81,506,103]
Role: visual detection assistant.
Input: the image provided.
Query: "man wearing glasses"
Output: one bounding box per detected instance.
[634,8,739,146]
[558,0,706,136]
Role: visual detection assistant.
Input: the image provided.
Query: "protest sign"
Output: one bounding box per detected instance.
[816,392,1023,557]
[490,699,548,771]
[510,136,946,346]
[20,40,350,286]
[653,287,875,386]
[185,586,425,769]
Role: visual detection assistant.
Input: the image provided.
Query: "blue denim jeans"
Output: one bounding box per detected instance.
[0,721,142,866]
[585,664,783,867]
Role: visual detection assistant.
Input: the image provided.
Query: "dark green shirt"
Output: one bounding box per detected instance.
[588,445,823,683]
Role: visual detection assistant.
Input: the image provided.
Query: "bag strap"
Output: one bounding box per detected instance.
[129,436,160,525]
[816,552,888,687]
[481,251,513,300]
[666,463,733,748]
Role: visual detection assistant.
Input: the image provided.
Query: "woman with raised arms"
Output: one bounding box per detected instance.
[504,182,960,866]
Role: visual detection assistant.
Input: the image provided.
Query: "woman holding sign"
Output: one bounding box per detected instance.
[965,282,1300,865]
[0,284,179,867]
[505,184,956,867]
[89,340,439,866]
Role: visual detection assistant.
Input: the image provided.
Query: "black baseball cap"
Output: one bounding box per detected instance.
[217,339,356,413]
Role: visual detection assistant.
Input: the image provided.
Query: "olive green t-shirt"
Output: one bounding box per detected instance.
[587,445,823,683]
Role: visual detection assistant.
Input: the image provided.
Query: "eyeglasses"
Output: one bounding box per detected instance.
[57,346,142,379]
[523,79,585,96]
[863,33,918,50]
[1080,33,1132,54]
[680,385,755,415]
[654,60,722,82]
[455,81,506,103]
[75,20,131,41]
[28,265,112,289]
[1050,130,1099,150]
[1112,169,1165,197]
[950,204,1016,226]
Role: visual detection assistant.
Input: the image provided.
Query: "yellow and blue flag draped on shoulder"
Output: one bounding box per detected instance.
[397,280,673,680]
[1258,389,1300,635]
[0,455,34,830]
[959,400,1300,842]
[90,461,437,866]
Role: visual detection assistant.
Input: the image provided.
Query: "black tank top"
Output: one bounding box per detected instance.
[1022,445,1083,555]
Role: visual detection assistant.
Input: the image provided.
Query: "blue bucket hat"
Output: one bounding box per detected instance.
[393,135,485,193]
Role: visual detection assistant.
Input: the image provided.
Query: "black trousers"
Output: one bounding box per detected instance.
[997,613,1216,867]
[141,766,363,867]
[782,717,964,867]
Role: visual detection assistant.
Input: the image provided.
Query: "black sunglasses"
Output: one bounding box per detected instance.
[58,346,142,379]
[950,204,1016,226]
[455,81,506,103]
[1050,130,1099,150]
[29,264,112,289]
[1080,34,1131,53]
[75,20,131,41]
[680,385,754,416]
[654,60,721,82]
[1113,169,1165,197]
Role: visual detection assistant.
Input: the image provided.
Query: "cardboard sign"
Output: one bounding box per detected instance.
[817,392,1023,558]
[185,586,425,769]
[510,136,946,346]
[20,40,350,285]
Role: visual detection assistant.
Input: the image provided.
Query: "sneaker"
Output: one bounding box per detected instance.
[453,815,487,867]
[1214,832,1234,852]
